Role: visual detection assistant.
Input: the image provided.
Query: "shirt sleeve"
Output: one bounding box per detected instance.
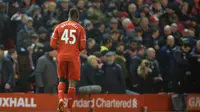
[79,27,86,51]
[50,26,59,49]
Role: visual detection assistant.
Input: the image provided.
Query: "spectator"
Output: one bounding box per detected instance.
[32,5,43,30]
[122,18,136,42]
[7,0,21,17]
[159,35,176,92]
[34,44,58,93]
[110,30,123,51]
[171,38,191,93]
[84,19,94,38]
[129,44,145,92]
[127,3,137,20]
[122,18,132,31]
[106,18,119,34]
[190,0,200,23]
[161,0,168,10]
[184,29,197,47]
[136,59,153,93]
[139,17,150,39]
[0,48,18,92]
[134,27,143,42]
[159,25,172,47]
[124,39,138,71]
[28,33,39,70]
[37,26,49,43]
[16,16,35,52]
[171,23,182,46]
[43,1,57,28]
[0,2,9,45]
[102,51,126,94]
[21,0,36,15]
[146,48,163,93]
[86,38,100,56]
[17,32,38,92]
[144,28,160,50]
[159,2,178,29]
[56,0,71,22]
[149,0,163,17]
[190,40,200,93]
[87,0,106,23]
[77,55,103,94]
[149,15,159,28]
[100,37,112,52]
[139,4,150,18]
[135,0,144,10]
[177,2,190,22]
[31,31,46,67]
[87,22,105,44]
[76,0,88,22]
[115,44,128,80]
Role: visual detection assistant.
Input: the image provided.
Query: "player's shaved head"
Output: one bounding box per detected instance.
[69,8,79,22]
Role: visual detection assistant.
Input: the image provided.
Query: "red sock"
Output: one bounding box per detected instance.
[67,87,76,110]
[58,82,66,100]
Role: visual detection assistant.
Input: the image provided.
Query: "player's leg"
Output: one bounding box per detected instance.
[67,59,80,111]
[57,61,67,112]
[67,80,76,111]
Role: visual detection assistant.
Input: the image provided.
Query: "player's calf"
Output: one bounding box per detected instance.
[58,77,67,101]
[67,80,77,111]
[57,77,67,112]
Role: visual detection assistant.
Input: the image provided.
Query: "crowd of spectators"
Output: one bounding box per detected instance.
[0,0,200,94]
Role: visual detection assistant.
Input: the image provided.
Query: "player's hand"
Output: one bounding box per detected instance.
[5,83,11,89]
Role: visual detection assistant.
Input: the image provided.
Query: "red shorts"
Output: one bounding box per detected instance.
[57,58,80,80]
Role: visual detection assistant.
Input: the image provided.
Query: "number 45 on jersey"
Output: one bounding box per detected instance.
[61,29,76,45]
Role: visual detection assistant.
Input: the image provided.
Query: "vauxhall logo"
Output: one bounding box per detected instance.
[0,97,37,108]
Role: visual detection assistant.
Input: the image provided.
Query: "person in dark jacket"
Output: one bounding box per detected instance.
[146,48,163,93]
[171,23,182,46]
[159,35,177,92]
[34,44,58,93]
[77,55,103,94]
[16,17,35,52]
[102,51,126,94]
[76,0,88,22]
[43,2,57,28]
[129,44,145,92]
[86,38,100,56]
[190,40,200,93]
[124,39,138,72]
[171,38,192,93]
[0,2,9,45]
[0,48,18,92]
[56,0,71,22]
[32,5,43,30]
[159,2,178,29]
[143,28,161,50]
[115,44,128,80]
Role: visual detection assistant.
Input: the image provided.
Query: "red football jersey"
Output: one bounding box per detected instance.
[50,20,86,61]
